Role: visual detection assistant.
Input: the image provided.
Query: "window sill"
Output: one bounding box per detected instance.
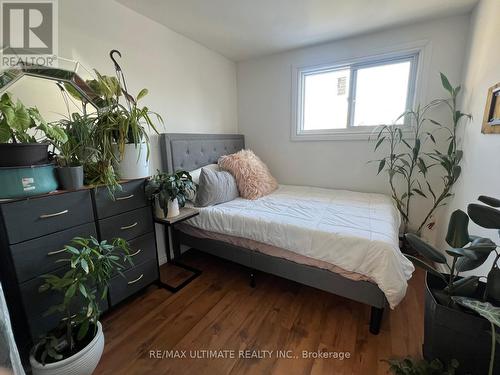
[291,127,413,142]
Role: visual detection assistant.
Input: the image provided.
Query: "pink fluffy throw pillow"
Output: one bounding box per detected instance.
[218,150,278,200]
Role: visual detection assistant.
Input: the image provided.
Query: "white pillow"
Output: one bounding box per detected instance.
[188,163,219,201]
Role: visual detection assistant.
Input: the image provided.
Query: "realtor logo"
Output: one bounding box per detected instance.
[1,0,57,67]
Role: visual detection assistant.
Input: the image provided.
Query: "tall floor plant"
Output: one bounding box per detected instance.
[372,73,470,234]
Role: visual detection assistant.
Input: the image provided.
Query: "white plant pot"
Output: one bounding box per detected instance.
[167,198,180,218]
[114,143,150,179]
[30,321,104,375]
[154,195,165,219]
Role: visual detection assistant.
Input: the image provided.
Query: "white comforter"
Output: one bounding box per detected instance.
[187,185,414,308]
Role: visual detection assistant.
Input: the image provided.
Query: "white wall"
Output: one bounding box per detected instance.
[6,0,238,263]
[437,0,500,275]
[237,15,470,231]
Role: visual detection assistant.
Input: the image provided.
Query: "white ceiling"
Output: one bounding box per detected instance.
[116,0,478,61]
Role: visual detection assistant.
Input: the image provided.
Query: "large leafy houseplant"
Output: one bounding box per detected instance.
[372,73,470,233]
[405,195,500,374]
[0,92,66,144]
[0,92,67,167]
[32,236,131,366]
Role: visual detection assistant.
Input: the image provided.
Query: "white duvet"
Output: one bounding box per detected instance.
[187,185,414,308]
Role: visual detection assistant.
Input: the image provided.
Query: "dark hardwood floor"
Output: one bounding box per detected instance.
[95,249,424,375]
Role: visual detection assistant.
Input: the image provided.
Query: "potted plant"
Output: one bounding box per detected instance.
[372,73,471,236]
[29,236,131,375]
[385,357,460,374]
[91,54,162,181]
[51,113,95,190]
[145,170,195,218]
[0,92,67,167]
[405,195,500,374]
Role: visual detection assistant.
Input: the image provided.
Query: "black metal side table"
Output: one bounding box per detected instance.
[154,208,202,292]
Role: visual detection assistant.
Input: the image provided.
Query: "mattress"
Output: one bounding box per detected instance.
[177,223,373,282]
[184,185,414,308]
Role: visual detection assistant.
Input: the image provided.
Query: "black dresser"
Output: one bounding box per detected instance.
[0,179,158,362]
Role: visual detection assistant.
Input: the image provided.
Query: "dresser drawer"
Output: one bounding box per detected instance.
[98,206,152,241]
[109,259,158,306]
[0,190,94,244]
[20,270,108,339]
[93,179,147,219]
[11,222,98,283]
[119,232,157,272]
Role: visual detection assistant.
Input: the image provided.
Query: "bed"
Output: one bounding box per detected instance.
[160,133,414,334]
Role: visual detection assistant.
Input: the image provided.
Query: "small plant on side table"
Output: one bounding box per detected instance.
[145,170,196,218]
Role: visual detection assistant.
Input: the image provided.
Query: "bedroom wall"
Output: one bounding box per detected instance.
[437,0,500,275]
[5,0,238,263]
[236,14,471,232]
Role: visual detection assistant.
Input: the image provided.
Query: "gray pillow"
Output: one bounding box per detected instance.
[195,167,239,207]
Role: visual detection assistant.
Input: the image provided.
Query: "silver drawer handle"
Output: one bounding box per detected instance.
[130,249,142,257]
[47,248,66,256]
[39,209,69,219]
[120,222,138,230]
[128,274,144,285]
[116,194,134,201]
[61,314,77,321]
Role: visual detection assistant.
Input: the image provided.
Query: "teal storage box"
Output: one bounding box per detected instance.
[0,164,58,199]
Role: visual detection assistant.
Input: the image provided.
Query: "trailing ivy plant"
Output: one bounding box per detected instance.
[372,73,470,234]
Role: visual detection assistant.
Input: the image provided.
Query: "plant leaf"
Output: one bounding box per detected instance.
[452,297,500,327]
[405,254,447,282]
[440,73,453,94]
[445,276,480,297]
[468,203,500,229]
[446,248,477,259]
[81,258,89,274]
[77,319,89,341]
[478,196,500,208]
[374,136,385,151]
[446,209,470,248]
[377,159,386,175]
[405,233,447,264]
[456,243,495,273]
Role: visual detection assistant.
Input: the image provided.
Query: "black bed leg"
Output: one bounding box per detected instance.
[369,307,384,335]
[249,272,256,288]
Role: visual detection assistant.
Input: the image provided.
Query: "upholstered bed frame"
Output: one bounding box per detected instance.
[160,133,388,334]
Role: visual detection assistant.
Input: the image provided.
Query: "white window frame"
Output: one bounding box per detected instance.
[291,46,425,141]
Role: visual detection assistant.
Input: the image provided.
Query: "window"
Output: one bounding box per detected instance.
[292,52,420,140]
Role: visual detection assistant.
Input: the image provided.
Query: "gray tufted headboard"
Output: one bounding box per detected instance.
[160,133,245,173]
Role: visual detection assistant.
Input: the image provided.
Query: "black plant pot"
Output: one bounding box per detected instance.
[56,166,84,190]
[0,143,49,167]
[424,273,500,374]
